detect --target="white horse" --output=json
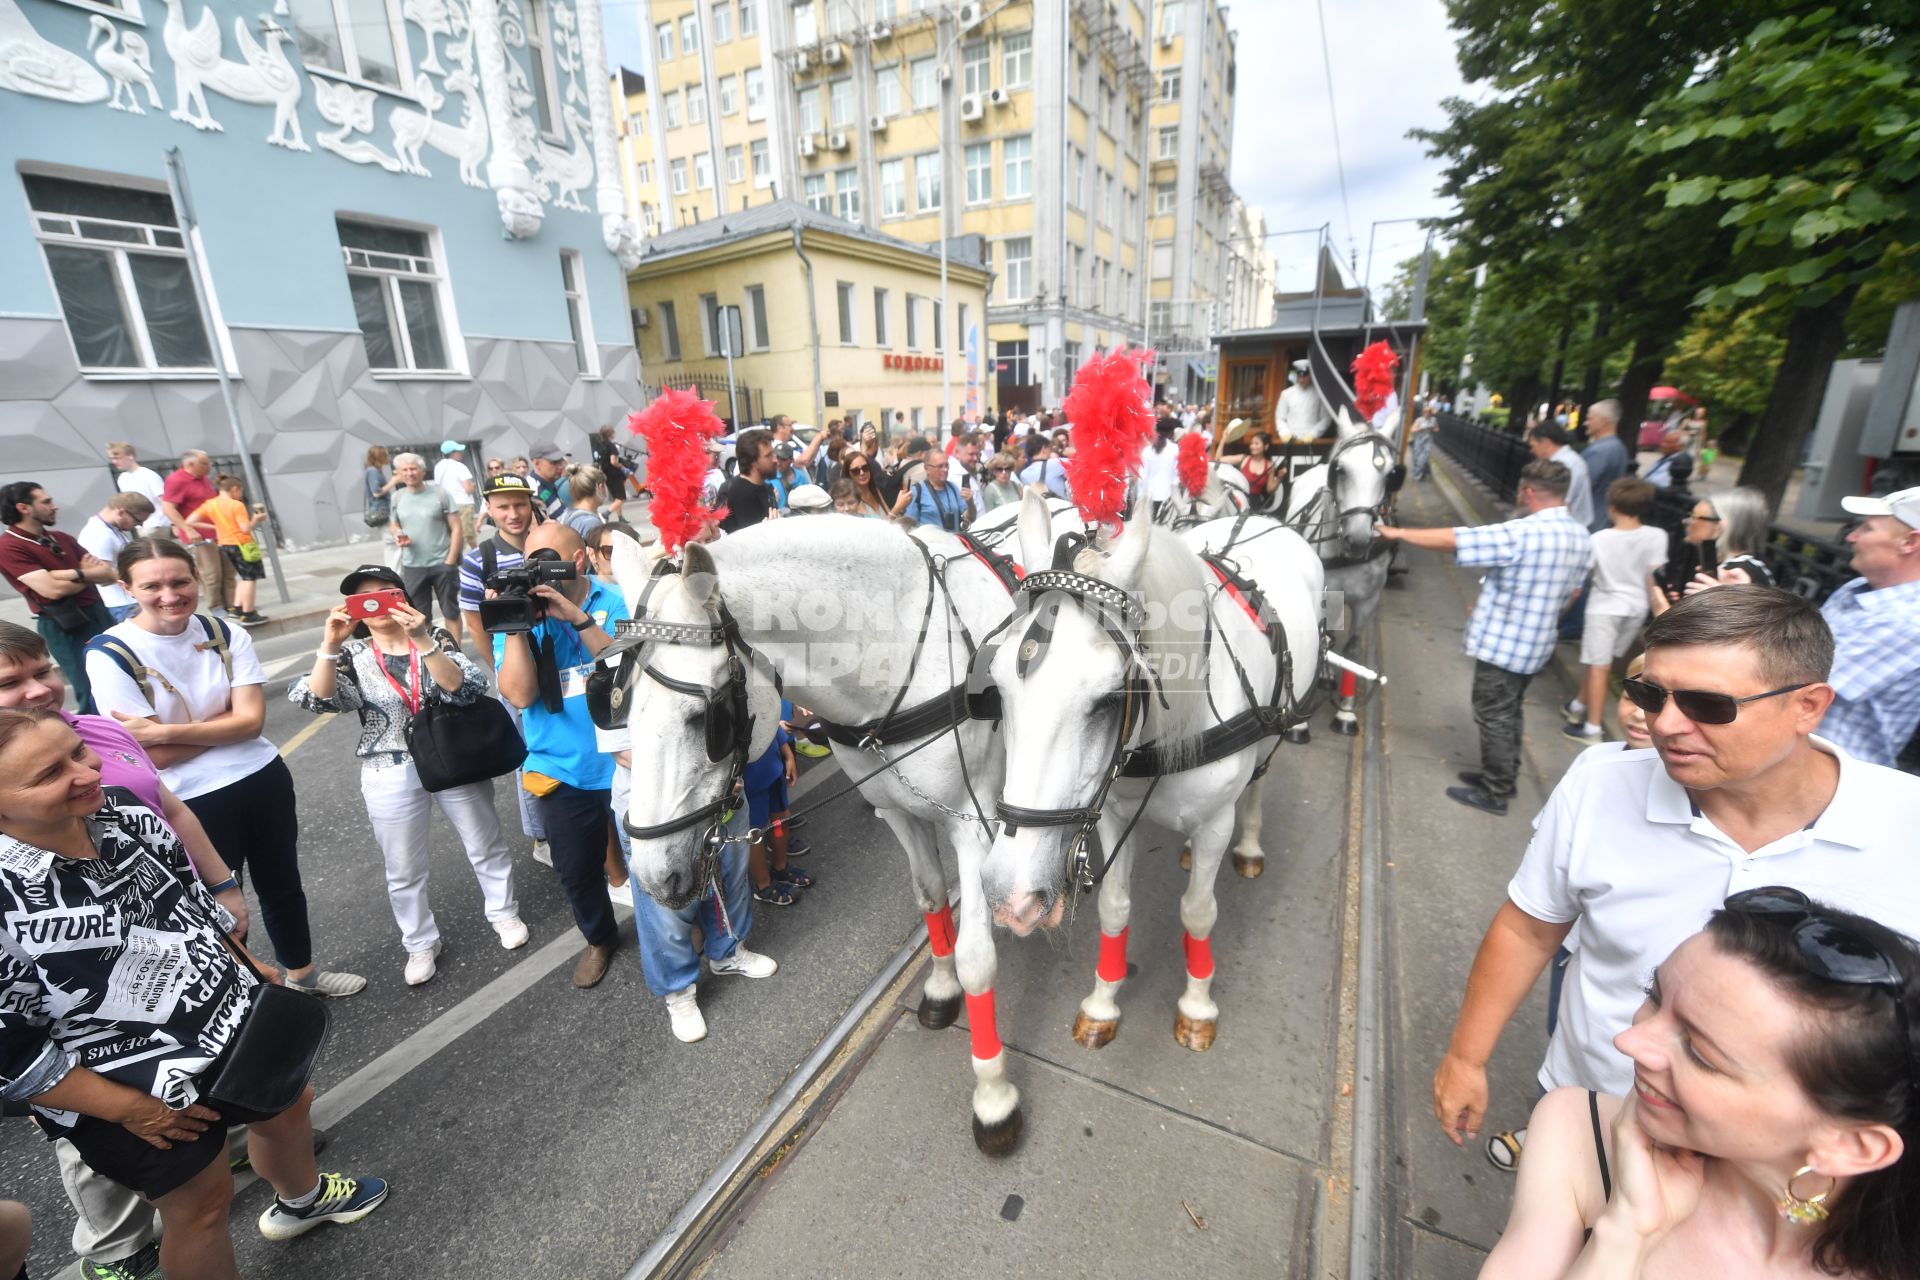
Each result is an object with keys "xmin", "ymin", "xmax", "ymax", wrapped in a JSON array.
[
  {"xmin": 982, "ymin": 492, "xmax": 1323, "ymax": 1052},
  {"xmin": 1157, "ymin": 462, "xmax": 1250, "ymax": 529},
  {"xmin": 607, "ymin": 518, "xmax": 1031, "ymax": 1154},
  {"xmin": 1281, "ymin": 411, "xmax": 1401, "ymax": 736}
]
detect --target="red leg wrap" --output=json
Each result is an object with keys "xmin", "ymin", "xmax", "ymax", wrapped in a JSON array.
[
  {"xmin": 1096, "ymin": 928, "xmax": 1130, "ymax": 984},
  {"xmin": 1339, "ymin": 670, "xmax": 1358, "ymax": 700},
  {"xmin": 966, "ymin": 990, "xmax": 1001, "ymax": 1060},
  {"xmin": 925, "ymin": 904, "xmax": 957, "ymax": 957},
  {"xmin": 770, "ymin": 817, "xmax": 785, "ymax": 839},
  {"xmin": 1183, "ymin": 932, "xmax": 1215, "ymax": 980}
]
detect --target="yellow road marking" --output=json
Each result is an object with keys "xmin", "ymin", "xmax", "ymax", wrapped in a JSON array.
[{"xmin": 278, "ymin": 712, "xmax": 337, "ymax": 759}]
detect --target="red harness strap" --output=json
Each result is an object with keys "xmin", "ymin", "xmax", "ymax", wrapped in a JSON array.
[
  {"xmin": 1205, "ymin": 561, "xmax": 1269, "ymax": 634},
  {"xmin": 956, "ymin": 531, "xmax": 1025, "ymax": 592}
]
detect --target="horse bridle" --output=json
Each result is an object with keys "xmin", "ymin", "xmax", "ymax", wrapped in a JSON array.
[
  {"xmin": 1292, "ymin": 430, "xmax": 1403, "ymax": 551},
  {"xmin": 969, "ymin": 531, "xmax": 1164, "ymax": 890}
]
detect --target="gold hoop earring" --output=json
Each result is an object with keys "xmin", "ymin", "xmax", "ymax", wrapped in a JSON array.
[{"xmin": 1777, "ymin": 1165, "xmax": 1836, "ymax": 1224}]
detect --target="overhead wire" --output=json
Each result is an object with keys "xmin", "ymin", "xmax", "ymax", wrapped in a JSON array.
[{"xmin": 1312, "ymin": 0, "xmax": 1358, "ymax": 271}]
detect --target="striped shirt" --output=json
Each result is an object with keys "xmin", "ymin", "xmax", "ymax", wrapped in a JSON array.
[
  {"xmin": 1454, "ymin": 507, "xmax": 1593, "ymax": 675},
  {"xmin": 1819, "ymin": 576, "xmax": 1920, "ymax": 767}
]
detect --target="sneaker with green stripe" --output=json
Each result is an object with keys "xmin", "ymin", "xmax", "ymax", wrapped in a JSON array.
[
  {"xmin": 83, "ymin": 1242, "xmax": 160, "ymax": 1280},
  {"xmin": 257, "ymin": 1172, "xmax": 389, "ymax": 1240}
]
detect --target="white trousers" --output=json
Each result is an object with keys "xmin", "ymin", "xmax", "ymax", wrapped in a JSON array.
[{"xmin": 360, "ymin": 761, "xmax": 518, "ymax": 953}]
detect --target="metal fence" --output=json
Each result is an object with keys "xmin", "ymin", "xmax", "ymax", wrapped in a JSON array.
[{"xmin": 1436, "ymin": 412, "xmax": 1532, "ymax": 502}]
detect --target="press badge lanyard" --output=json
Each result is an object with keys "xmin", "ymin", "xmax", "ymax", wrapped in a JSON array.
[{"xmin": 374, "ymin": 644, "xmax": 423, "ymax": 714}]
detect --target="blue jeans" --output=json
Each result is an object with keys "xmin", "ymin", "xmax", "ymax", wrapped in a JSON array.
[{"xmin": 628, "ymin": 805, "xmax": 756, "ymax": 997}]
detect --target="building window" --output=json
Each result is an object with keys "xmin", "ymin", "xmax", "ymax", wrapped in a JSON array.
[
  {"xmin": 1092, "ymin": 256, "xmax": 1105, "ymax": 311},
  {"xmin": 874, "ymin": 63, "xmax": 900, "ymax": 116},
  {"xmin": 694, "ymin": 152, "xmax": 713, "ymax": 190},
  {"xmin": 835, "ymin": 281, "xmax": 856, "ymax": 344},
  {"xmin": 873, "ymin": 286, "xmax": 889, "ymax": 346},
  {"xmin": 1149, "ymin": 299, "xmax": 1170, "ymax": 332},
  {"xmin": 640, "ymin": 203, "xmax": 657, "ymax": 234},
  {"xmin": 910, "ymin": 57, "xmax": 936, "ymax": 110},
  {"xmin": 1154, "ymin": 182, "xmax": 1176, "ymax": 214},
  {"xmin": 1152, "ymin": 239, "xmax": 1173, "ymax": 275},
  {"xmin": 521, "ymin": 0, "xmax": 564, "ymax": 135},
  {"xmin": 26, "ymin": 174, "xmax": 212, "ymax": 372},
  {"xmin": 904, "ymin": 294, "xmax": 918, "ymax": 349},
  {"xmin": 687, "ymin": 84, "xmax": 707, "ymax": 124},
  {"xmin": 1069, "ymin": 244, "xmax": 1082, "ymax": 304},
  {"xmin": 663, "ymin": 88, "xmax": 683, "ymax": 128},
  {"xmin": 1001, "ymin": 30, "xmax": 1032, "ymax": 88},
  {"xmin": 653, "ymin": 20, "xmax": 673, "ymax": 61},
  {"xmin": 834, "ymin": 168, "xmax": 860, "ymax": 223},
  {"xmin": 961, "ymin": 39, "xmax": 988, "ymax": 96},
  {"xmin": 698, "ymin": 292, "xmax": 720, "ymax": 355},
  {"xmin": 718, "ymin": 74, "xmax": 739, "ymax": 115},
  {"xmin": 957, "ymin": 302, "xmax": 969, "ymax": 350},
  {"xmin": 1003, "ymin": 134, "xmax": 1031, "ymax": 199},
  {"xmin": 745, "ymin": 66, "xmax": 766, "ymax": 117},
  {"xmin": 1100, "ymin": 170, "xmax": 1115, "ymax": 225},
  {"xmin": 289, "ymin": 0, "xmax": 408, "ymax": 91},
  {"xmin": 915, "ymin": 152, "xmax": 940, "ymax": 210},
  {"xmin": 337, "ymin": 218, "xmax": 453, "ymax": 373},
  {"xmin": 658, "ymin": 300, "xmax": 681, "ymax": 360},
  {"xmin": 712, "ymin": 0, "xmax": 733, "ymax": 43},
  {"xmin": 932, "ymin": 299, "xmax": 942, "ymax": 351},
  {"xmin": 1158, "ymin": 125, "xmax": 1178, "ymax": 160},
  {"xmin": 739, "ymin": 0, "xmax": 757, "ymax": 37},
  {"xmin": 1003, "ymin": 236, "xmax": 1031, "ymax": 301},
  {"xmin": 879, "ymin": 158, "xmax": 905, "ymax": 217},
  {"xmin": 1067, "ymin": 145, "xmax": 1085, "ymax": 209},
  {"xmin": 798, "ymin": 85, "xmax": 822, "ymax": 134},
  {"xmin": 828, "ymin": 76, "xmax": 853, "ymax": 128},
  {"xmin": 746, "ymin": 284, "xmax": 769, "ymax": 350},
  {"xmin": 1159, "ymin": 67, "xmax": 1181, "ymax": 101},
  {"xmin": 1096, "ymin": 77, "xmax": 1111, "ymax": 131},
  {"xmin": 996, "ymin": 339, "xmax": 1029, "ymax": 385},
  {"xmin": 1159, "ymin": 0, "xmax": 1183, "ymax": 39},
  {"xmin": 679, "ymin": 12, "xmax": 699, "ymax": 52},
  {"xmin": 751, "ymin": 138, "xmax": 771, "ymax": 184},
  {"xmin": 634, "ymin": 160, "xmax": 651, "ymax": 186},
  {"xmin": 789, "ymin": 0, "xmax": 815, "ymax": 46},
  {"xmin": 1125, "ymin": 188, "xmax": 1138, "ymax": 233},
  {"xmin": 725, "ymin": 145, "xmax": 745, "ymax": 183},
  {"xmin": 803, "ymin": 173, "xmax": 829, "ymax": 212},
  {"xmin": 671, "ymin": 157, "xmax": 689, "ymax": 194},
  {"xmin": 560, "ymin": 250, "xmax": 597, "ymax": 376},
  {"xmin": 964, "ymin": 142, "xmax": 991, "ymax": 204}
]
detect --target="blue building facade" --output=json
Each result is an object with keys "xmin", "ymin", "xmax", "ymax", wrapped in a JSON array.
[{"xmin": 0, "ymin": 0, "xmax": 644, "ymax": 543}]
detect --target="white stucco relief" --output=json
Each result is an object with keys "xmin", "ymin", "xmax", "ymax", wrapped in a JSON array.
[
  {"xmin": 158, "ymin": 0, "xmax": 308, "ymax": 150},
  {"xmin": 0, "ymin": 0, "xmax": 109, "ymax": 102},
  {"xmin": 567, "ymin": 0, "xmax": 640, "ymax": 268},
  {"xmin": 88, "ymin": 15, "xmax": 161, "ymax": 113},
  {"xmin": 392, "ymin": 64, "xmax": 489, "ymax": 185},
  {"xmin": 472, "ymin": 0, "xmax": 541, "ymax": 237}
]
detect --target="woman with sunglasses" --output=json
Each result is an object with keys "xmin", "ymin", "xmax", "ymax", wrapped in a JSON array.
[
  {"xmin": 980, "ymin": 451, "xmax": 1024, "ymax": 511},
  {"xmin": 1652, "ymin": 486, "xmax": 1776, "ymax": 615},
  {"xmin": 1483, "ymin": 893, "xmax": 1920, "ymax": 1279},
  {"xmin": 837, "ymin": 449, "xmax": 891, "ymax": 518}
]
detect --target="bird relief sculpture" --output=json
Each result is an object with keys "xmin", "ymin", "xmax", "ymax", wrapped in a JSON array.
[
  {"xmin": 391, "ymin": 66, "xmax": 489, "ymax": 185},
  {"xmin": 312, "ymin": 76, "xmax": 405, "ymax": 171},
  {"xmin": 159, "ymin": 0, "xmax": 308, "ymax": 149},
  {"xmin": 88, "ymin": 16, "xmax": 161, "ymax": 113},
  {"xmin": 528, "ymin": 0, "xmax": 591, "ymax": 209},
  {"xmin": 404, "ymin": 0, "xmax": 463, "ymax": 78},
  {"xmin": 0, "ymin": 0, "xmax": 109, "ymax": 103}
]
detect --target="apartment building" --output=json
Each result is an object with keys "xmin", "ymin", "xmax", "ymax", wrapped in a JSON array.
[{"xmin": 1224, "ymin": 196, "xmax": 1279, "ymax": 331}]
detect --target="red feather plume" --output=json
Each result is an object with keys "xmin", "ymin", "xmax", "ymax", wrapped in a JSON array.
[
  {"xmin": 626, "ymin": 387, "xmax": 725, "ymax": 554},
  {"xmin": 1062, "ymin": 348, "xmax": 1155, "ymax": 529},
  {"xmin": 1352, "ymin": 341, "xmax": 1401, "ymax": 421},
  {"xmin": 1177, "ymin": 431, "xmax": 1211, "ymax": 497}
]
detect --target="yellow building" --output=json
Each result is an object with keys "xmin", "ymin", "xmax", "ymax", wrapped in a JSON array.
[{"xmin": 626, "ymin": 199, "xmax": 991, "ymax": 438}]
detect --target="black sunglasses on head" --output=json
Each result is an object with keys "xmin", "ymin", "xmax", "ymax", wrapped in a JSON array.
[
  {"xmin": 1623, "ymin": 677, "xmax": 1807, "ymax": 725},
  {"xmin": 1725, "ymin": 886, "xmax": 1919, "ymax": 1088}
]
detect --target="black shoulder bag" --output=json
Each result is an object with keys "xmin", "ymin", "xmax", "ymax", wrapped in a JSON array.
[{"xmin": 404, "ymin": 639, "xmax": 528, "ymax": 793}]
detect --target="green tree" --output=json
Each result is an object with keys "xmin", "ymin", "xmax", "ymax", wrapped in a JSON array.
[
  {"xmin": 1661, "ymin": 302, "xmax": 1790, "ymax": 451},
  {"xmin": 1637, "ymin": 6, "xmax": 1920, "ymax": 507}
]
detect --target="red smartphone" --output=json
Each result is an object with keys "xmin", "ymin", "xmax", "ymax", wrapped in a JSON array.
[{"xmin": 345, "ymin": 589, "xmax": 407, "ymax": 619}]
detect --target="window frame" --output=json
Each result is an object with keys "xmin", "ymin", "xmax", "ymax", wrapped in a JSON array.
[
  {"xmin": 658, "ymin": 300, "xmax": 681, "ymax": 360},
  {"xmin": 289, "ymin": 0, "xmax": 414, "ymax": 95},
  {"xmin": 879, "ymin": 157, "xmax": 906, "ymax": 218},
  {"xmin": 828, "ymin": 75, "xmax": 854, "ymax": 129},
  {"xmin": 1002, "ymin": 236, "xmax": 1032, "ymax": 301},
  {"xmin": 798, "ymin": 84, "xmax": 823, "ymax": 134},
  {"xmin": 711, "ymin": 0, "xmax": 733, "ymax": 43},
  {"xmin": 654, "ymin": 20, "xmax": 673, "ymax": 61},
  {"xmin": 522, "ymin": 0, "xmax": 565, "ymax": 140},
  {"xmin": 686, "ymin": 83, "xmax": 707, "ymax": 125},
  {"xmin": 961, "ymin": 38, "xmax": 989, "ymax": 96},
  {"xmin": 834, "ymin": 167, "xmax": 861, "ymax": 223},
  {"xmin": 725, "ymin": 144, "xmax": 745, "ymax": 184},
  {"xmin": 663, "ymin": 88, "xmax": 683, "ymax": 129},
  {"xmin": 904, "ymin": 293, "xmax": 919, "ymax": 350},
  {"xmin": 751, "ymin": 138, "xmax": 772, "ymax": 186},
  {"xmin": 1003, "ymin": 134, "xmax": 1032, "ymax": 199},
  {"xmin": 914, "ymin": 151, "xmax": 941, "ymax": 211},
  {"xmin": 746, "ymin": 284, "xmax": 770, "ymax": 351},
  {"xmin": 873, "ymin": 286, "xmax": 890, "ymax": 346},
  {"xmin": 963, "ymin": 141, "xmax": 992, "ymax": 205},
  {"xmin": 738, "ymin": 0, "xmax": 757, "ymax": 37},
  {"xmin": 874, "ymin": 62, "xmax": 901, "ymax": 117},
  {"xmin": 803, "ymin": 173, "xmax": 830, "ymax": 213},
  {"xmin": 678, "ymin": 12, "xmax": 699, "ymax": 54},
  {"xmin": 694, "ymin": 151, "xmax": 714, "ymax": 191},
  {"xmin": 836, "ymin": 281, "xmax": 857, "ymax": 345},
  {"xmin": 1001, "ymin": 30, "xmax": 1031, "ymax": 88},
  {"xmin": 1159, "ymin": 67, "xmax": 1181, "ymax": 101},
  {"xmin": 718, "ymin": 73, "xmax": 739, "ymax": 115},
  {"xmin": 337, "ymin": 215, "xmax": 464, "ymax": 377},
  {"xmin": 909, "ymin": 56, "xmax": 936, "ymax": 110},
  {"xmin": 745, "ymin": 66, "xmax": 767, "ymax": 120},
  {"xmin": 560, "ymin": 249, "xmax": 599, "ymax": 378}
]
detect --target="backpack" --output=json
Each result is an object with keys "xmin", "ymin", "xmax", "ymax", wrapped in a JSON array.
[{"xmin": 85, "ymin": 615, "xmax": 233, "ymax": 707}]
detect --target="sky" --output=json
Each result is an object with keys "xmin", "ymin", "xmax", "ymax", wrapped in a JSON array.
[{"xmin": 1226, "ymin": 0, "xmax": 1470, "ymax": 296}]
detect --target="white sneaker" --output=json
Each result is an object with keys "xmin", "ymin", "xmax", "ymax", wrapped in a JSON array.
[
  {"xmin": 530, "ymin": 840, "xmax": 552, "ymax": 867},
  {"xmin": 709, "ymin": 946, "xmax": 777, "ymax": 978},
  {"xmin": 607, "ymin": 880, "xmax": 634, "ymax": 909},
  {"xmin": 1561, "ymin": 698, "xmax": 1587, "ymax": 726},
  {"xmin": 492, "ymin": 915, "xmax": 529, "ymax": 950},
  {"xmin": 664, "ymin": 985, "xmax": 707, "ymax": 1043},
  {"xmin": 404, "ymin": 941, "xmax": 441, "ymax": 986}
]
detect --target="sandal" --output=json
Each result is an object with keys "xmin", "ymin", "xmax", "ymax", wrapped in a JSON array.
[
  {"xmin": 1485, "ymin": 1127, "xmax": 1526, "ymax": 1173},
  {"xmin": 773, "ymin": 861, "xmax": 814, "ymax": 889},
  {"xmin": 752, "ymin": 882, "xmax": 798, "ymax": 907}
]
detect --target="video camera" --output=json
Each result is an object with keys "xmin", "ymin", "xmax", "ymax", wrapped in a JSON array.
[{"xmin": 481, "ymin": 547, "xmax": 577, "ymax": 634}]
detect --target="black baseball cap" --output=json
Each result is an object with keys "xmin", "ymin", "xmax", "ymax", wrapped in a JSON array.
[
  {"xmin": 338, "ymin": 564, "xmax": 405, "ymax": 594},
  {"xmin": 482, "ymin": 473, "xmax": 537, "ymax": 498}
]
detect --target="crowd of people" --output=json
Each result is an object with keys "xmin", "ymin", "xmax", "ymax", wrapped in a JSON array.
[{"xmin": 1, "ymin": 396, "xmax": 1917, "ymax": 1279}]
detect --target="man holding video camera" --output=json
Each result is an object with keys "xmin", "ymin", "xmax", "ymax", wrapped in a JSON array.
[{"xmin": 491, "ymin": 522, "xmax": 631, "ymax": 987}]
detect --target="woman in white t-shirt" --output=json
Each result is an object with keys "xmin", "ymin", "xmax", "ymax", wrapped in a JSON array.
[{"xmin": 83, "ymin": 538, "xmax": 365, "ymax": 997}]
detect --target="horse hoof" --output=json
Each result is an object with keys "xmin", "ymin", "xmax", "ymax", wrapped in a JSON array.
[
  {"xmin": 1232, "ymin": 854, "xmax": 1263, "ymax": 879},
  {"xmin": 1174, "ymin": 1012, "xmax": 1218, "ymax": 1053},
  {"xmin": 972, "ymin": 1106, "xmax": 1025, "ymax": 1157},
  {"xmin": 1178, "ymin": 845, "xmax": 1192, "ymax": 871},
  {"xmin": 917, "ymin": 992, "xmax": 961, "ymax": 1030},
  {"xmin": 1331, "ymin": 715, "xmax": 1360, "ymax": 737},
  {"xmin": 1284, "ymin": 727, "xmax": 1311, "ymax": 746},
  {"xmin": 1072, "ymin": 1011, "xmax": 1119, "ymax": 1049}
]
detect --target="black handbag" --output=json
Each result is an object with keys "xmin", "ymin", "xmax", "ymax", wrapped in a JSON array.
[
  {"xmin": 406, "ymin": 695, "xmax": 527, "ymax": 793},
  {"xmin": 202, "ymin": 965, "xmax": 331, "ymax": 1123}
]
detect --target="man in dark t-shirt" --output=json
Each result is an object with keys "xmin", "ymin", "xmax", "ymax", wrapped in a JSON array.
[
  {"xmin": 720, "ymin": 428, "xmax": 777, "ymax": 533},
  {"xmin": 0, "ymin": 481, "xmax": 117, "ymax": 710}
]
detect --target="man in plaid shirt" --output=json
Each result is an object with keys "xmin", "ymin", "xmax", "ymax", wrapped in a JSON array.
[
  {"xmin": 1380, "ymin": 459, "xmax": 1593, "ymax": 814},
  {"xmin": 1821, "ymin": 487, "xmax": 1920, "ymax": 766}
]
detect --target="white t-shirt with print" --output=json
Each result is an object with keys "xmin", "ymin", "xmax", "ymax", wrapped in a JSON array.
[
  {"xmin": 1587, "ymin": 525, "xmax": 1669, "ymax": 618},
  {"xmin": 84, "ymin": 618, "xmax": 279, "ymax": 800},
  {"xmin": 434, "ymin": 457, "xmax": 476, "ymax": 510}
]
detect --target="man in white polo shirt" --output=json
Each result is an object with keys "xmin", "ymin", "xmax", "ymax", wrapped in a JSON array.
[{"xmin": 1430, "ymin": 585, "xmax": 1920, "ymax": 1153}]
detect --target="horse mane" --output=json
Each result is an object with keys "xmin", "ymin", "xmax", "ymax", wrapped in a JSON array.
[{"xmin": 1075, "ymin": 525, "xmax": 1220, "ymax": 773}]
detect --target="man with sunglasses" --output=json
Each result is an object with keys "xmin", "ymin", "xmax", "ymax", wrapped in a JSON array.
[
  {"xmin": 1818, "ymin": 486, "xmax": 1920, "ymax": 767},
  {"xmin": 1432, "ymin": 585, "xmax": 1920, "ymax": 1159},
  {"xmin": 1378, "ymin": 459, "xmax": 1593, "ymax": 815}
]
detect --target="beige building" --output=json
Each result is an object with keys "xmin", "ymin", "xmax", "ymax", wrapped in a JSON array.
[
  {"xmin": 1224, "ymin": 195, "xmax": 1278, "ymax": 331},
  {"xmin": 614, "ymin": 0, "xmax": 1245, "ymax": 413},
  {"xmin": 626, "ymin": 199, "xmax": 991, "ymax": 436}
]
